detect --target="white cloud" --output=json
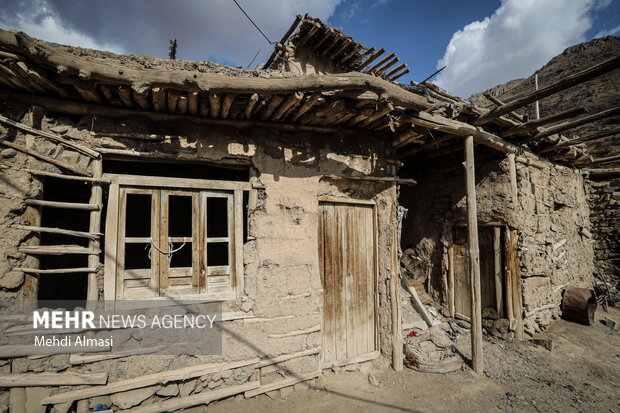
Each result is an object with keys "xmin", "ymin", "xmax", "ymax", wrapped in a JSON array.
[
  {"xmin": 0, "ymin": 0, "xmax": 343, "ymax": 67},
  {"xmin": 594, "ymin": 24, "xmax": 620, "ymax": 38},
  {"xmin": 434, "ymin": 0, "xmax": 611, "ymax": 98},
  {"xmin": 12, "ymin": 15, "xmax": 124, "ymax": 53}
]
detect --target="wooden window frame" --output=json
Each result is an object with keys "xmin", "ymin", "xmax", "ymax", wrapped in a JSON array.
[{"xmin": 103, "ymin": 174, "xmax": 249, "ymax": 302}]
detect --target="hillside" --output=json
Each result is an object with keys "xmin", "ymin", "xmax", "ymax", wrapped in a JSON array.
[{"xmin": 470, "ymin": 36, "xmax": 620, "ymax": 161}]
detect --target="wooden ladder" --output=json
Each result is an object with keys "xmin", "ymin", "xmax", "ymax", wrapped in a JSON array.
[{"xmin": 1, "ymin": 114, "xmax": 106, "ymax": 302}]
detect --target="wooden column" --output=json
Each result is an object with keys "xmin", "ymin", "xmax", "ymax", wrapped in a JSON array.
[
  {"xmin": 390, "ymin": 200, "xmax": 403, "ymax": 371},
  {"xmin": 463, "ymin": 135, "xmax": 483, "ymax": 374},
  {"xmin": 87, "ymin": 157, "xmax": 103, "ymax": 307},
  {"xmin": 507, "ymin": 153, "xmax": 518, "ymax": 207}
]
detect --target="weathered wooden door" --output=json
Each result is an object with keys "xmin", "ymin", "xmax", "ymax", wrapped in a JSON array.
[
  {"xmin": 452, "ymin": 226, "xmax": 503, "ymax": 319},
  {"xmin": 319, "ymin": 201, "xmax": 376, "ymax": 365}
]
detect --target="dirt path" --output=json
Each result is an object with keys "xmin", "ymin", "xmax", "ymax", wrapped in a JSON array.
[{"xmin": 200, "ymin": 307, "xmax": 620, "ymax": 413}]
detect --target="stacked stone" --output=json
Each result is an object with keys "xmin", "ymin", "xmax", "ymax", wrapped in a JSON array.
[{"xmin": 586, "ymin": 178, "xmax": 620, "ymax": 279}]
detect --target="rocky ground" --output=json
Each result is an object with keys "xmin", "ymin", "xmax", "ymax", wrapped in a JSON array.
[{"xmin": 197, "ymin": 306, "xmax": 619, "ymax": 413}]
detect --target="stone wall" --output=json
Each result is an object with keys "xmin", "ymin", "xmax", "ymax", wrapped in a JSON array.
[
  {"xmin": 586, "ymin": 178, "xmax": 620, "ymax": 280},
  {"xmin": 399, "ymin": 153, "xmax": 595, "ymax": 337},
  {"xmin": 0, "ymin": 101, "xmax": 399, "ymax": 411}
]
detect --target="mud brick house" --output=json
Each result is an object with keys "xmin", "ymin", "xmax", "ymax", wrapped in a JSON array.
[{"xmin": 0, "ymin": 14, "xmax": 617, "ymax": 412}]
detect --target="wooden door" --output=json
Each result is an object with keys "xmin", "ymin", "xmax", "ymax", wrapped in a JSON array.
[
  {"xmin": 452, "ymin": 226, "xmax": 503, "ymax": 318},
  {"xmin": 319, "ymin": 201, "xmax": 376, "ymax": 365}
]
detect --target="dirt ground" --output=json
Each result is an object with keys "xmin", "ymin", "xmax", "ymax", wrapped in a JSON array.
[{"xmin": 201, "ymin": 307, "xmax": 619, "ymax": 413}]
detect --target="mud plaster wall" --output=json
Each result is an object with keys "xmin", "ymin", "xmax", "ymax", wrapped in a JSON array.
[
  {"xmin": 0, "ymin": 102, "xmax": 398, "ymax": 409},
  {"xmin": 399, "ymin": 155, "xmax": 594, "ymax": 336},
  {"xmin": 275, "ymin": 45, "xmax": 345, "ymax": 76},
  {"xmin": 586, "ymin": 178, "xmax": 620, "ymax": 278}
]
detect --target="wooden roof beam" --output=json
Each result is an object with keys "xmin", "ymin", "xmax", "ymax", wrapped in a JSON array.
[
  {"xmin": 539, "ymin": 128, "xmax": 620, "ymax": 153},
  {"xmin": 356, "ymin": 48, "xmax": 385, "ymax": 71},
  {"xmin": 524, "ymin": 106, "xmax": 620, "ymax": 144},
  {"xmin": 384, "ymin": 63, "xmax": 407, "ymax": 80},
  {"xmin": 264, "ymin": 14, "xmax": 302, "ymax": 68},
  {"xmin": 388, "ymin": 68, "xmax": 410, "ymax": 82},
  {"xmin": 295, "ymin": 22, "xmax": 321, "ymax": 48},
  {"xmin": 365, "ymin": 52, "xmax": 396, "ymax": 73},
  {"xmin": 482, "ymin": 92, "xmax": 526, "ymax": 122},
  {"xmin": 499, "ymin": 107, "xmax": 587, "ymax": 137},
  {"xmin": 474, "ymin": 55, "xmax": 620, "ymax": 125},
  {"xmin": 348, "ymin": 47, "xmax": 375, "ymax": 68}
]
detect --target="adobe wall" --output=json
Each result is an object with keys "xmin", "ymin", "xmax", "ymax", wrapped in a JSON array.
[
  {"xmin": 399, "ymin": 153, "xmax": 595, "ymax": 337},
  {"xmin": 0, "ymin": 101, "xmax": 399, "ymax": 410},
  {"xmin": 586, "ymin": 178, "xmax": 620, "ymax": 280}
]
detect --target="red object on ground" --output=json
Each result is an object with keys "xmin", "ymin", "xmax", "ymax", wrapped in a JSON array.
[{"xmin": 408, "ymin": 331, "xmax": 417, "ymax": 337}]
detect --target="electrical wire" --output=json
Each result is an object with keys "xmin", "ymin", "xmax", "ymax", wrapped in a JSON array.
[{"xmin": 232, "ymin": 0, "xmax": 275, "ymax": 45}]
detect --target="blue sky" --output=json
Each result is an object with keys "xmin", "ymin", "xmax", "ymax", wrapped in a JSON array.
[
  {"xmin": 1, "ymin": 0, "xmax": 618, "ymax": 97},
  {"xmin": 326, "ymin": 0, "xmax": 503, "ymax": 83}
]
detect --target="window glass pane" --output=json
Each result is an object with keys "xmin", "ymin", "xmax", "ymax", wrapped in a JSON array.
[
  {"xmin": 207, "ymin": 242, "xmax": 229, "ymax": 266},
  {"xmin": 207, "ymin": 197, "xmax": 228, "ymax": 238},
  {"xmin": 169, "ymin": 195, "xmax": 193, "ymax": 237},
  {"xmin": 125, "ymin": 243, "xmax": 151, "ymax": 269},
  {"xmin": 125, "ymin": 194, "xmax": 151, "ymax": 237},
  {"xmin": 169, "ymin": 242, "xmax": 192, "ymax": 268}
]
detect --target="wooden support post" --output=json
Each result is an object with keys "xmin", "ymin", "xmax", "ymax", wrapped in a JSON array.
[
  {"xmin": 87, "ymin": 158, "xmax": 103, "ymax": 307},
  {"xmin": 463, "ymin": 135, "xmax": 483, "ymax": 374},
  {"xmin": 507, "ymin": 153, "xmax": 518, "ymax": 207},
  {"xmin": 390, "ymin": 202, "xmax": 403, "ymax": 371},
  {"xmin": 448, "ymin": 245, "xmax": 455, "ymax": 318},
  {"xmin": 493, "ymin": 227, "xmax": 503, "ymax": 318}
]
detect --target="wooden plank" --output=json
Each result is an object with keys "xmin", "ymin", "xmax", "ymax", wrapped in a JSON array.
[
  {"xmin": 0, "ymin": 140, "xmax": 91, "ymax": 176},
  {"xmin": 356, "ymin": 206, "xmax": 368, "ymax": 356},
  {"xmin": 390, "ymin": 203, "xmax": 403, "ymax": 371},
  {"xmin": 493, "ymin": 227, "xmax": 504, "ymax": 318},
  {"xmin": 233, "ymin": 189, "xmax": 244, "ymax": 299},
  {"xmin": 0, "ymin": 114, "xmax": 100, "ymax": 158},
  {"xmin": 41, "ymin": 358, "xmax": 261, "ymax": 405},
  {"xmin": 0, "ymin": 372, "xmax": 108, "ymax": 387},
  {"xmin": 19, "ymin": 245, "xmax": 100, "ymax": 255},
  {"xmin": 344, "ymin": 206, "xmax": 356, "ymax": 359},
  {"xmin": 15, "ymin": 224, "xmax": 100, "ymax": 240},
  {"xmin": 256, "ymin": 347, "xmax": 321, "ymax": 368},
  {"xmin": 69, "ymin": 345, "xmax": 167, "ymax": 365},
  {"xmin": 334, "ymin": 204, "xmax": 347, "ymax": 361},
  {"xmin": 321, "ymin": 203, "xmax": 336, "ymax": 363},
  {"xmin": 367, "ymin": 206, "xmax": 377, "ymax": 351},
  {"xmin": 268, "ymin": 324, "xmax": 320, "ymax": 338},
  {"xmin": 504, "ymin": 227, "xmax": 515, "ymax": 331},
  {"xmin": 107, "ymin": 173, "xmax": 251, "ymax": 191},
  {"xmin": 244, "ymin": 371, "xmax": 320, "ymax": 398},
  {"xmin": 25, "ymin": 199, "xmax": 99, "ymax": 210},
  {"xmin": 26, "ymin": 168, "xmax": 110, "ymax": 183},
  {"xmin": 510, "ymin": 229, "xmax": 524, "ymax": 340},
  {"xmin": 464, "ymin": 135, "xmax": 483, "ymax": 374},
  {"xmin": 132, "ymin": 380, "xmax": 259, "ymax": 413},
  {"xmin": 87, "ymin": 157, "xmax": 103, "ymax": 306},
  {"xmin": 103, "ymin": 183, "xmax": 120, "ymax": 301},
  {"xmin": 191, "ymin": 192, "xmax": 200, "ymax": 294},
  {"xmin": 507, "ymin": 154, "xmax": 518, "ymax": 206},
  {"xmin": 0, "ymin": 345, "xmax": 110, "ymax": 359},
  {"xmin": 448, "ymin": 245, "xmax": 455, "ymax": 317},
  {"xmin": 317, "ymin": 196, "xmax": 375, "ymax": 206},
  {"xmin": 18, "ymin": 267, "xmax": 97, "ymax": 274},
  {"xmin": 320, "ymin": 350, "xmax": 379, "ymax": 369}
]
